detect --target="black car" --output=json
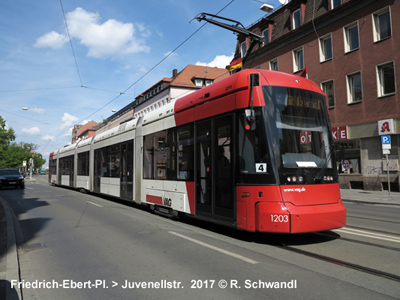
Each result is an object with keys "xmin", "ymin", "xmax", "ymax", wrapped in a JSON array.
[{"xmin": 0, "ymin": 169, "xmax": 25, "ymax": 189}]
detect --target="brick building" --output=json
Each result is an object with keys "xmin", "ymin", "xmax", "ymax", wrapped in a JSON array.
[
  {"xmin": 71, "ymin": 121, "xmax": 98, "ymax": 144},
  {"xmin": 229, "ymin": 0, "xmax": 399, "ymax": 191}
]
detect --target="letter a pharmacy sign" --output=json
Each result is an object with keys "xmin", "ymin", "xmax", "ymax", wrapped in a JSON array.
[{"xmin": 378, "ymin": 119, "xmax": 394, "ymax": 135}]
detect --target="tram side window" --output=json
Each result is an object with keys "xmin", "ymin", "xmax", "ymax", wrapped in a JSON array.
[
  {"xmin": 177, "ymin": 125, "xmax": 194, "ymax": 181},
  {"xmin": 154, "ymin": 129, "xmax": 177, "ymax": 180},
  {"xmin": 59, "ymin": 155, "xmax": 73, "ymax": 175},
  {"xmin": 143, "ymin": 135, "xmax": 154, "ymax": 179},
  {"xmin": 165, "ymin": 129, "xmax": 177, "ymax": 180},
  {"xmin": 93, "ymin": 145, "xmax": 121, "ymax": 179},
  {"xmin": 49, "ymin": 159, "xmax": 57, "ymax": 175},
  {"xmin": 59, "ymin": 158, "xmax": 64, "ymax": 175},
  {"xmin": 143, "ymin": 126, "xmax": 193, "ymax": 181},
  {"xmin": 99, "ymin": 147, "xmax": 109, "ymax": 177},
  {"xmin": 77, "ymin": 152, "xmax": 89, "ymax": 176},
  {"xmin": 109, "ymin": 145, "xmax": 120, "ymax": 178},
  {"xmin": 237, "ymin": 108, "xmax": 275, "ymax": 184}
]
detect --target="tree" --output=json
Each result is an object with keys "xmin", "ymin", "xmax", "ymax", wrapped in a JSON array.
[
  {"xmin": 33, "ymin": 153, "xmax": 46, "ymax": 171},
  {"xmin": 0, "ymin": 116, "xmax": 46, "ymax": 169},
  {"xmin": 0, "ymin": 142, "xmax": 46, "ymax": 169},
  {"xmin": 0, "ymin": 116, "xmax": 16, "ymax": 168}
]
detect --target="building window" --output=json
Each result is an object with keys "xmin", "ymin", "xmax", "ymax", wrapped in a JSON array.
[
  {"xmin": 195, "ymin": 79, "xmax": 203, "ymax": 87},
  {"xmin": 344, "ymin": 22, "xmax": 359, "ymax": 53},
  {"xmin": 241, "ymin": 41, "xmax": 247, "ymax": 58},
  {"xmin": 373, "ymin": 7, "xmax": 392, "ymax": 42},
  {"xmin": 336, "ymin": 140, "xmax": 361, "ymax": 175},
  {"xmin": 319, "ymin": 34, "xmax": 332, "ymax": 62},
  {"xmin": 262, "ymin": 28, "xmax": 269, "ymax": 45},
  {"xmin": 331, "ymin": 0, "xmax": 342, "ymax": 9},
  {"xmin": 205, "ymin": 80, "xmax": 213, "ymax": 86},
  {"xmin": 347, "ymin": 71, "xmax": 362, "ymax": 103},
  {"xmin": 377, "ymin": 61, "xmax": 395, "ymax": 97},
  {"xmin": 321, "ymin": 80, "xmax": 335, "ymax": 108},
  {"xmin": 270, "ymin": 58, "xmax": 278, "ymax": 71},
  {"xmin": 293, "ymin": 47, "xmax": 304, "ymax": 73},
  {"xmin": 292, "ymin": 9, "xmax": 301, "ymax": 30}
]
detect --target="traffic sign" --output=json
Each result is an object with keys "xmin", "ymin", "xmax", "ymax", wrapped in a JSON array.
[{"xmin": 381, "ymin": 135, "xmax": 391, "ymax": 149}]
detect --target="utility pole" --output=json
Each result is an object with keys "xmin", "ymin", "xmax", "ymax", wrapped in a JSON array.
[{"xmin": 29, "ymin": 157, "xmax": 34, "ymax": 181}]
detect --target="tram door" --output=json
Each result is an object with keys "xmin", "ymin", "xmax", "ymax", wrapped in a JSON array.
[
  {"xmin": 195, "ymin": 115, "xmax": 235, "ymax": 221},
  {"xmin": 120, "ymin": 141, "xmax": 133, "ymax": 200}
]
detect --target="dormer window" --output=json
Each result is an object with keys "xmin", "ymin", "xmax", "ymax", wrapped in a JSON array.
[
  {"xmin": 240, "ymin": 41, "xmax": 247, "ymax": 58},
  {"xmin": 331, "ymin": 0, "xmax": 342, "ymax": 9},
  {"xmin": 262, "ymin": 28, "xmax": 270, "ymax": 45},
  {"xmin": 292, "ymin": 8, "xmax": 301, "ymax": 29},
  {"xmin": 195, "ymin": 79, "xmax": 203, "ymax": 87}
]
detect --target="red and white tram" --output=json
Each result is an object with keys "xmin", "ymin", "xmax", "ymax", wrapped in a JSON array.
[{"xmin": 49, "ymin": 69, "xmax": 346, "ymax": 233}]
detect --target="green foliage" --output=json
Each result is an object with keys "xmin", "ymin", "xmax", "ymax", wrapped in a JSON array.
[
  {"xmin": 0, "ymin": 115, "xmax": 16, "ymax": 167},
  {"xmin": 32, "ymin": 153, "xmax": 46, "ymax": 170},
  {"xmin": 0, "ymin": 116, "xmax": 47, "ymax": 169}
]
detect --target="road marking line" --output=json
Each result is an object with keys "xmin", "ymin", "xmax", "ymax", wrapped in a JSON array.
[
  {"xmin": 169, "ymin": 231, "xmax": 258, "ymax": 264},
  {"xmin": 335, "ymin": 227, "xmax": 400, "ymax": 243},
  {"xmin": 87, "ymin": 201, "xmax": 103, "ymax": 207}
]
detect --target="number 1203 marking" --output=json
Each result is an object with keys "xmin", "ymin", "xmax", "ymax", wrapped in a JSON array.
[{"xmin": 271, "ymin": 215, "xmax": 289, "ymax": 222}]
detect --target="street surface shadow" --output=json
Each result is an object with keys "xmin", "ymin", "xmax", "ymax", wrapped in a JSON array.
[
  {"xmin": 176, "ymin": 216, "xmax": 341, "ymax": 246},
  {"xmin": 0, "ymin": 279, "xmax": 19, "ymax": 300},
  {"xmin": 0, "ymin": 188, "xmax": 51, "ymax": 262},
  {"xmin": 57, "ymin": 186, "xmax": 341, "ymax": 247}
]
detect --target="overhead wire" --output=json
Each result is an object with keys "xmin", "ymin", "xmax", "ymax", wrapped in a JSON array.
[
  {"xmin": 48, "ymin": 0, "xmax": 237, "ymax": 146},
  {"xmin": 59, "ymin": 0, "xmax": 83, "ymax": 87},
  {"xmin": 13, "ymin": 0, "xmax": 237, "ymax": 154}
]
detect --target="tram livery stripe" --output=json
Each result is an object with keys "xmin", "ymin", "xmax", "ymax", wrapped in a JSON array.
[{"xmin": 146, "ymin": 195, "xmax": 163, "ymax": 205}]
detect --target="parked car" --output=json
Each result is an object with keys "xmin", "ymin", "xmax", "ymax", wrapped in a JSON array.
[{"xmin": 0, "ymin": 169, "xmax": 25, "ymax": 189}]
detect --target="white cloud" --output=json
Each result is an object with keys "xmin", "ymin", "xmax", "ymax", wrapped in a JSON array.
[
  {"xmin": 136, "ymin": 23, "xmax": 151, "ymax": 37},
  {"xmin": 34, "ymin": 31, "xmax": 69, "ymax": 49},
  {"xmin": 31, "ymin": 107, "xmax": 46, "ymax": 114},
  {"xmin": 81, "ymin": 119, "xmax": 91, "ymax": 125},
  {"xmin": 41, "ymin": 135, "xmax": 55, "ymax": 141},
  {"xmin": 35, "ymin": 7, "xmax": 151, "ymax": 58},
  {"xmin": 60, "ymin": 112, "xmax": 79, "ymax": 129},
  {"xmin": 22, "ymin": 127, "xmax": 40, "ymax": 135},
  {"xmin": 195, "ymin": 54, "xmax": 234, "ymax": 69}
]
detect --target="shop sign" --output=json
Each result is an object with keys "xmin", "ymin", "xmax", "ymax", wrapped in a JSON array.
[
  {"xmin": 378, "ymin": 119, "xmax": 394, "ymax": 135},
  {"xmin": 332, "ymin": 126, "xmax": 347, "ymax": 140}
]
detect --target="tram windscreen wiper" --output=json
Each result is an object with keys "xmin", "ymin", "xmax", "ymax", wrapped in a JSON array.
[{"xmin": 314, "ymin": 144, "xmax": 335, "ymax": 182}]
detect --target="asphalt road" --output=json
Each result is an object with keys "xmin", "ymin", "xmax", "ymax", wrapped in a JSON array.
[{"xmin": 1, "ymin": 178, "xmax": 399, "ymax": 299}]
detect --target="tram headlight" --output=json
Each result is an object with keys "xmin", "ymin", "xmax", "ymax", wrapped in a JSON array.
[{"xmin": 286, "ymin": 175, "xmax": 304, "ymax": 183}]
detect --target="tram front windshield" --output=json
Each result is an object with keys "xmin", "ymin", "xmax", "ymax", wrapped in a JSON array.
[{"xmin": 237, "ymin": 86, "xmax": 336, "ymax": 185}]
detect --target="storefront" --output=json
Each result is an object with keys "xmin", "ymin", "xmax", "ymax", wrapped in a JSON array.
[{"xmin": 335, "ymin": 118, "xmax": 400, "ymax": 191}]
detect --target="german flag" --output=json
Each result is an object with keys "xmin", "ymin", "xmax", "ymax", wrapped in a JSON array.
[{"xmin": 227, "ymin": 57, "xmax": 242, "ymax": 72}]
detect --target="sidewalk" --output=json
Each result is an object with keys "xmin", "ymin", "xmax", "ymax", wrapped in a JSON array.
[
  {"xmin": 0, "ymin": 186, "xmax": 399, "ymax": 299},
  {"xmin": 340, "ymin": 188, "xmax": 400, "ymax": 205},
  {"xmin": 0, "ymin": 196, "xmax": 20, "ymax": 300}
]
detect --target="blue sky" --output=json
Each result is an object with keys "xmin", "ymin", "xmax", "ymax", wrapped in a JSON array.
[{"xmin": 0, "ymin": 0, "xmax": 282, "ymax": 166}]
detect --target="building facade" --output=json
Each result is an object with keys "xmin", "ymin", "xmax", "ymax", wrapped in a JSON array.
[
  {"xmin": 72, "ymin": 121, "xmax": 98, "ymax": 144},
  {"xmin": 97, "ymin": 65, "xmax": 229, "ymax": 134},
  {"xmin": 230, "ymin": 0, "xmax": 399, "ymax": 190}
]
